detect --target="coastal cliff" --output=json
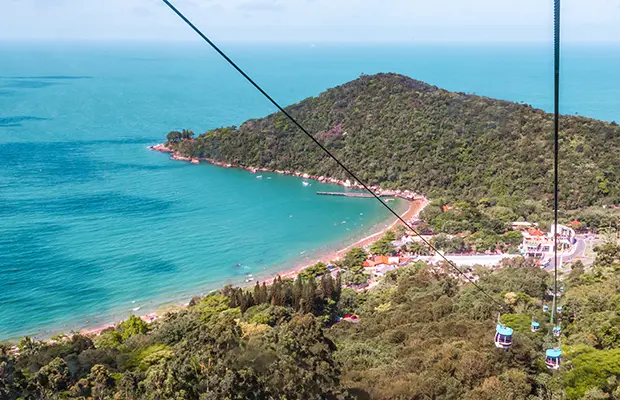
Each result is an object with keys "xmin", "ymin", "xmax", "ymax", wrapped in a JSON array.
[{"xmin": 158, "ymin": 73, "xmax": 620, "ymax": 210}]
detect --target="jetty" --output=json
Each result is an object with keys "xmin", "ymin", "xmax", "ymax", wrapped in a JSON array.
[
  {"xmin": 317, "ymin": 191, "xmax": 422, "ymax": 201},
  {"xmin": 317, "ymin": 191, "xmax": 387, "ymax": 198}
]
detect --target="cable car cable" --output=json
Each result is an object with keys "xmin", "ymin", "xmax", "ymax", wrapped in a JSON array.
[
  {"xmin": 159, "ymin": 0, "xmax": 507, "ymax": 310},
  {"xmin": 545, "ymin": 0, "xmax": 563, "ymax": 370},
  {"xmin": 551, "ymin": 0, "xmax": 561, "ymax": 329}
]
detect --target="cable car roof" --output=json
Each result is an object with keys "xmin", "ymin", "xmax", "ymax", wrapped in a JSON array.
[{"xmin": 496, "ymin": 324, "xmax": 513, "ymax": 336}]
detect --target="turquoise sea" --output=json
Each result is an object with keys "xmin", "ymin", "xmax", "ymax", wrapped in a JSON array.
[{"xmin": 1, "ymin": 42, "xmax": 619, "ymax": 340}]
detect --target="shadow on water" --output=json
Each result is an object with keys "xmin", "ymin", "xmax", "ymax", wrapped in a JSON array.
[
  {"xmin": 0, "ymin": 193, "xmax": 175, "ymax": 217},
  {"xmin": 0, "ymin": 140, "xmax": 169, "ymax": 185},
  {"xmin": 6, "ymin": 76, "xmax": 93, "ymax": 80},
  {"xmin": 2, "ymin": 80, "xmax": 61, "ymax": 89},
  {"xmin": 0, "ymin": 221, "xmax": 179, "ymax": 338},
  {"xmin": 0, "ymin": 116, "xmax": 48, "ymax": 128},
  {"xmin": 0, "ymin": 76, "xmax": 92, "ymax": 91},
  {"xmin": 1, "ymin": 215, "xmax": 187, "ymax": 325}
]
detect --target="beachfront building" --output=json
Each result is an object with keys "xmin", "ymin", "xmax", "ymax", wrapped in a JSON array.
[
  {"xmin": 520, "ymin": 224, "xmax": 576, "ymax": 258},
  {"xmin": 550, "ymin": 224, "xmax": 577, "ymax": 246},
  {"xmin": 521, "ymin": 229, "xmax": 553, "ymax": 258},
  {"xmin": 363, "ymin": 255, "xmax": 400, "ymax": 267}
]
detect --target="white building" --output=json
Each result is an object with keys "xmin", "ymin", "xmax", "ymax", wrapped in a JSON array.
[
  {"xmin": 520, "ymin": 224, "xmax": 576, "ymax": 258},
  {"xmin": 549, "ymin": 224, "xmax": 576, "ymax": 246}
]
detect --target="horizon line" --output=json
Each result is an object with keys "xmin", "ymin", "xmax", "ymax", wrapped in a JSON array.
[{"xmin": 1, "ymin": 38, "xmax": 619, "ymax": 45}]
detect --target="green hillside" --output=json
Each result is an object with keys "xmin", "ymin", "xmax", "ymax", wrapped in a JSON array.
[{"xmin": 169, "ymin": 73, "xmax": 620, "ymax": 210}]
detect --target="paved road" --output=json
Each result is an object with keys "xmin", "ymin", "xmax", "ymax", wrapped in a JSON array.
[{"xmin": 544, "ymin": 235, "xmax": 590, "ymax": 270}]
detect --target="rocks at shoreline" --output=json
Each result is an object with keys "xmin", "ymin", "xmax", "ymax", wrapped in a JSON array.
[{"xmin": 148, "ymin": 144, "xmax": 421, "ymax": 200}]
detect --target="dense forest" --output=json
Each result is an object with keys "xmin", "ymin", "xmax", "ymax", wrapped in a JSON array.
[
  {"xmin": 2, "ymin": 237, "xmax": 620, "ymax": 399},
  {"xmin": 166, "ymin": 73, "xmax": 620, "ymax": 210}
]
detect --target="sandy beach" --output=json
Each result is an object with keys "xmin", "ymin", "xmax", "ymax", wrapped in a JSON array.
[
  {"xmin": 74, "ymin": 195, "xmax": 427, "ymax": 338},
  {"xmin": 59, "ymin": 146, "xmax": 431, "ymax": 338},
  {"xmin": 263, "ymin": 197, "xmax": 428, "ymax": 282}
]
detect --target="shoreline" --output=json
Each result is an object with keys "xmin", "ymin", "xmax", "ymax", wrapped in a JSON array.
[
  {"xmin": 9, "ymin": 146, "xmax": 428, "ymax": 341},
  {"xmin": 148, "ymin": 143, "xmax": 422, "ymax": 201},
  {"xmin": 75, "ymin": 197, "xmax": 426, "ymax": 339},
  {"xmin": 248, "ymin": 196, "xmax": 427, "ymax": 283}
]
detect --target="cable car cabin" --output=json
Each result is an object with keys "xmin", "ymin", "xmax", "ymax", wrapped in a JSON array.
[
  {"xmin": 557, "ymin": 306, "xmax": 563, "ymax": 313},
  {"xmin": 531, "ymin": 321, "xmax": 540, "ymax": 332},
  {"xmin": 553, "ymin": 326, "xmax": 561, "ymax": 337},
  {"xmin": 545, "ymin": 348, "xmax": 562, "ymax": 370},
  {"xmin": 543, "ymin": 305, "xmax": 549, "ymax": 312},
  {"xmin": 494, "ymin": 324, "xmax": 514, "ymax": 349}
]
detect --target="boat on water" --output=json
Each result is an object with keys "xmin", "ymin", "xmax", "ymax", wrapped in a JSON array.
[
  {"xmin": 256, "ymin": 175, "xmax": 263, "ymax": 179},
  {"xmin": 302, "ymin": 181, "xmax": 311, "ymax": 186}
]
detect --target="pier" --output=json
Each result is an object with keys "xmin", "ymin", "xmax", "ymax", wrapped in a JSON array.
[
  {"xmin": 317, "ymin": 191, "xmax": 386, "ymax": 198},
  {"xmin": 317, "ymin": 191, "xmax": 421, "ymax": 201}
]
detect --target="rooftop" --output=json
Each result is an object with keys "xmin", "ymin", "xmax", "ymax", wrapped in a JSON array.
[{"xmin": 496, "ymin": 324, "xmax": 513, "ymax": 336}]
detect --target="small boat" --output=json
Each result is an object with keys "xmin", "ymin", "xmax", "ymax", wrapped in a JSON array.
[
  {"xmin": 256, "ymin": 175, "xmax": 263, "ymax": 179},
  {"xmin": 302, "ymin": 181, "xmax": 310, "ymax": 186}
]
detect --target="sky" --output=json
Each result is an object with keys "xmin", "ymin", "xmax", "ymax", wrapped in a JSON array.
[{"xmin": 1, "ymin": 0, "xmax": 619, "ymax": 43}]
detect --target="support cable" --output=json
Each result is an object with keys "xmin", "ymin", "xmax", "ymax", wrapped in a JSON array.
[{"xmin": 160, "ymin": 0, "xmax": 507, "ymax": 309}]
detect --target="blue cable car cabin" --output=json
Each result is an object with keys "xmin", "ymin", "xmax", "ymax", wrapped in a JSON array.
[
  {"xmin": 545, "ymin": 348, "xmax": 562, "ymax": 370},
  {"xmin": 553, "ymin": 326, "xmax": 561, "ymax": 337},
  {"xmin": 543, "ymin": 305, "xmax": 549, "ymax": 312},
  {"xmin": 531, "ymin": 321, "xmax": 540, "ymax": 332},
  {"xmin": 495, "ymin": 324, "xmax": 513, "ymax": 348},
  {"xmin": 557, "ymin": 306, "xmax": 563, "ymax": 313}
]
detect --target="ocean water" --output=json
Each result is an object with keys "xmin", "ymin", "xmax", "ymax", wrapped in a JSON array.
[{"xmin": 1, "ymin": 42, "xmax": 619, "ymax": 340}]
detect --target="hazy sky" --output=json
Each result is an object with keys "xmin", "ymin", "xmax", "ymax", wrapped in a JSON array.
[{"xmin": 2, "ymin": 0, "xmax": 619, "ymax": 43}]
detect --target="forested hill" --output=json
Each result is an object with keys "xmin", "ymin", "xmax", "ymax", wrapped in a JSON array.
[{"xmin": 169, "ymin": 73, "xmax": 619, "ymax": 209}]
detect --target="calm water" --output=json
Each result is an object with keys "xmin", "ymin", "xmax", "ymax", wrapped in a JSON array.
[{"xmin": 1, "ymin": 42, "xmax": 619, "ymax": 339}]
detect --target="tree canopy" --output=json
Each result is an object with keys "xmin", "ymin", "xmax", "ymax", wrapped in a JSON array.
[
  {"xmin": 3, "ymin": 245, "xmax": 620, "ymax": 398},
  {"xmin": 166, "ymin": 73, "xmax": 620, "ymax": 210}
]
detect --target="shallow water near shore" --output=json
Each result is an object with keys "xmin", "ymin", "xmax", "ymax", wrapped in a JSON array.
[{"xmin": 1, "ymin": 42, "xmax": 619, "ymax": 340}]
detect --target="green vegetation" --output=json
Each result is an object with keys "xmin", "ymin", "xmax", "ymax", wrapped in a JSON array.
[
  {"xmin": 421, "ymin": 200, "xmax": 540, "ymax": 254},
  {"xmin": 2, "ymin": 242, "xmax": 620, "ymax": 399},
  {"xmin": 342, "ymin": 247, "xmax": 368, "ymax": 269},
  {"xmin": 299, "ymin": 261, "xmax": 329, "ymax": 279},
  {"xmin": 369, "ymin": 231, "xmax": 397, "ymax": 256},
  {"xmin": 166, "ymin": 129, "xmax": 194, "ymax": 144},
  {"xmin": 166, "ymin": 73, "xmax": 620, "ymax": 212}
]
